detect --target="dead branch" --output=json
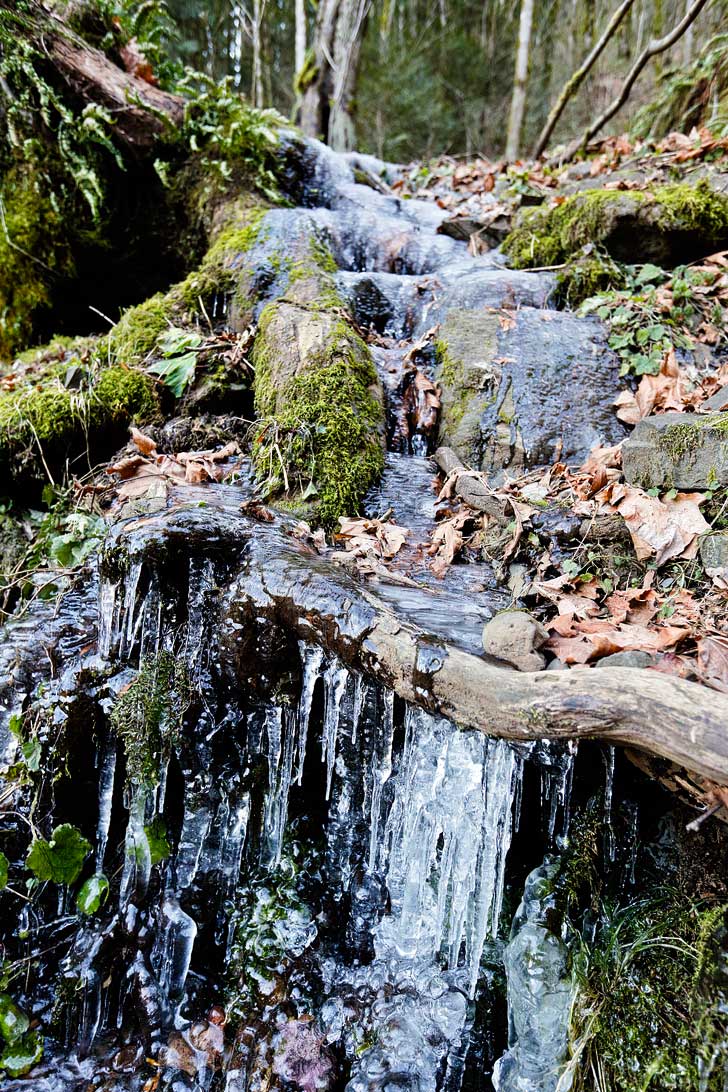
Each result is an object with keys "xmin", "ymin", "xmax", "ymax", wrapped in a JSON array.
[
  {"xmin": 557, "ymin": 0, "xmax": 713, "ymax": 164},
  {"xmin": 533, "ymin": 0, "xmax": 637, "ymax": 158}
]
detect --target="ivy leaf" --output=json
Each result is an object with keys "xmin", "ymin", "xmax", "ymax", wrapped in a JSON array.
[
  {"xmin": 20, "ymin": 738, "xmax": 41, "ymax": 772},
  {"xmin": 76, "ymin": 873, "xmax": 109, "ymax": 915},
  {"xmin": 0, "ymin": 1029, "xmax": 43, "ymax": 1076},
  {"xmin": 157, "ymin": 327, "xmax": 203, "ymax": 357},
  {"xmin": 144, "ymin": 818, "xmax": 171, "ymax": 865},
  {"xmin": 634, "ymin": 263, "xmax": 664, "ymax": 285},
  {"xmin": 25, "ymin": 824, "xmax": 91, "ymax": 885},
  {"xmin": 0, "ymin": 853, "xmax": 7, "ymax": 890},
  {"xmin": 0, "ymin": 994, "xmax": 29, "ymax": 1044},
  {"xmin": 148, "ymin": 353, "xmax": 198, "ymax": 398}
]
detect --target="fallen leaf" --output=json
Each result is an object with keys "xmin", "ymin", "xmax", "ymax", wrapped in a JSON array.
[
  {"xmin": 606, "ymin": 483, "xmax": 709, "ymax": 566},
  {"xmin": 695, "ymin": 636, "xmax": 728, "ymax": 692},
  {"xmin": 130, "ymin": 428, "xmax": 157, "ymax": 456}
]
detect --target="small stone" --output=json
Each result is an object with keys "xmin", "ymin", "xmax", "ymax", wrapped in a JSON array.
[
  {"xmin": 700, "ymin": 386, "xmax": 728, "ymax": 413},
  {"xmin": 482, "ymin": 610, "xmax": 548, "ymax": 672},
  {"xmin": 594, "ymin": 650, "xmax": 657, "ymax": 669},
  {"xmin": 700, "ymin": 531, "xmax": 728, "ymax": 576},
  {"xmin": 622, "ymin": 411, "xmax": 728, "ymax": 491}
]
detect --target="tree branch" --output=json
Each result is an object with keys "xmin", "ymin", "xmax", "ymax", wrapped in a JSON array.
[{"xmin": 533, "ymin": 0, "xmax": 637, "ymax": 159}]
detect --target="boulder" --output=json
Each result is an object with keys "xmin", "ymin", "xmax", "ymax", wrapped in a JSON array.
[
  {"xmin": 622, "ymin": 412, "xmax": 728, "ymax": 491},
  {"xmin": 434, "ymin": 308, "xmax": 624, "ymax": 479},
  {"xmin": 482, "ymin": 610, "xmax": 548, "ymax": 672},
  {"xmin": 700, "ymin": 532, "xmax": 728, "ymax": 579}
]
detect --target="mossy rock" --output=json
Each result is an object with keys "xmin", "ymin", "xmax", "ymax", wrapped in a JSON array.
[
  {"xmin": 252, "ymin": 302, "xmax": 385, "ymax": 526},
  {"xmin": 553, "ymin": 253, "xmax": 627, "ymax": 308},
  {"xmin": 503, "ymin": 180, "xmax": 728, "ymax": 269},
  {"xmin": 622, "ymin": 410, "xmax": 728, "ymax": 490},
  {"xmin": 0, "ymin": 341, "xmax": 159, "ymax": 490}
]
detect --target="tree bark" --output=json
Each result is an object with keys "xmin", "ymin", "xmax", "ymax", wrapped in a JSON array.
[
  {"xmin": 299, "ymin": 0, "xmax": 371, "ymax": 149},
  {"xmin": 505, "ymin": 0, "xmax": 535, "ymax": 161},
  {"xmin": 558, "ymin": 0, "xmax": 713, "ymax": 163},
  {"xmin": 533, "ymin": 0, "xmax": 637, "ymax": 158},
  {"xmin": 295, "ymin": 0, "xmax": 307, "ymax": 79}
]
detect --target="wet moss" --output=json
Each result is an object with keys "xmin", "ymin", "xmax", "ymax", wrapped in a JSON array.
[
  {"xmin": 178, "ymin": 207, "xmax": 268, "ymax": 313},
  {"xmin": 0, "ymin": 350, "xmax": 158, "ymax": 484},
  {"xmin": 504, "ymin": 181, "xmax": 728, "ymax": 269},
  {"xmin": 252, "ymin": 310, "xmax": 384, "ymax": 527},
  {"xmin": 0, "ymin": 168, "xmax": 75, "ymax": 361},
  {"xmin": 108, "ymin": 293, "xmax": 179, "ymax": 365},
  {"xmin": 554, "ymin": 253, "xmax": 627, "ymax": 308},
  {"xmin": 110, "ymin": 652, "xmax": 189, "ymax": 787}
]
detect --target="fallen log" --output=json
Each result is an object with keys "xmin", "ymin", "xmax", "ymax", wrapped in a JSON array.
[{"xmin": 103, "ymin": 495, "xmax": 728, "ymax": 786}]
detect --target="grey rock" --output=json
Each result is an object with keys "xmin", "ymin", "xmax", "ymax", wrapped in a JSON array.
[
  {"xmin": 482, "ymin": 610, "xmax": 548, "ymax": 672},
  {"xmin": 434, "ymin": 308, "xmax": 624, "ymax": 481},
  {"xmin": 700, "ymin": 531, "xmax": 728, "ymax": 575},
  {"xmin": 622, "ymin": 411, "xmax": 728, "ymax": 490},
  {"xmin": 700, "ymin": 386, "xmax": 728, "ymax": 413},
  {"xmin": 595, "ymin": 650, "xmax": 658, "ymax": 669}
]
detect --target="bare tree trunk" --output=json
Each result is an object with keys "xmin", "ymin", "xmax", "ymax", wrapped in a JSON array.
[
  {"xmin": 299, "ymin": 0, "xmax": 371, "ymax": 150},
  {"xmin": 295, "ymin": 0, "xmax": 307, "ymax": 78},
  {"xmin": 251, "ymin": 0, "xmax": 265, "ymax": 107},
  {"xmin": 533, "ymin": 0, "xmax": 637, "ymax": 157},
  {"xmin": 559, "ymin": 0, "xmax": 713, "ymax": 162},
  {"xmin": 505, "ymin": 0, "xmax": 535, "ymax": 161}
]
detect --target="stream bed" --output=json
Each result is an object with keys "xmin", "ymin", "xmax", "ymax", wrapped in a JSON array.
[{"xmin": 0, "ymin": 133, "xmax": 724, "ymax": 1092}]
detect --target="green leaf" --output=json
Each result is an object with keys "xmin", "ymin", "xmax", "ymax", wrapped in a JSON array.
[
  {"xmin": 0, "ymin": 1029, "xmax": 43, "ymax": 1076},
  {"xmin": 0, "ymin": 994, "xmax": 29, "ymax": 1044},
  {"xmin": 0, "ymin": 853, "xmax": 7, "ymax": 890},
  {"xmin": 634, "ymin": 263, "xmax": 664, "ymax": 285},
  {"xmin": 300, "ymin": 480, "xmax": 319, "ymax": 501},
  {"xmin": 148, "ymin": 352, "xmax": 198, "ymax": 398},
  {"xmin": 157, "ymin": 326, "xmax": 203, "ymax": 357},
  {"xmin": 26, "ymin": 824, "xmax": 91, "ymax": 885},
  {"xmin": 76, "ymin": 873, "xmax": 109, "ymax": 915},
  {"xmin": 144, "ymin": 818, "xmax": 170, "ymax": 865},
  {"xmin": 20, "ymin": 738, "xmax": 41, "ymax": 772}
]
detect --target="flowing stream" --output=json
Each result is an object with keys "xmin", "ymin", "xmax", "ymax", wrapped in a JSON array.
[{"xmin": 0, "ymin": 133, "xmax": 645, "ymax": 1092}]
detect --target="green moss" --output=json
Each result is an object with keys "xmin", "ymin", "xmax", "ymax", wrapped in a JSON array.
[
  {"xmin": 252, "ymin": 312, "xmax": 384, "ymax": 527},
  {"xmin": 658, "ymin": 422, "xmax": 703, "ymax": 464},
  {"xmin": 179, "ymin": 209, "xmax": 268, "ymax": 311},
  {"xmin": 294, "ymin": 49, "xmax": 318, "ymax": 96},
  {"xmin": 0, "ymin": 350, "xmax": 158, "ymax": 484},
  {"xmin": 504, "ymin": 181, "xmax": 728, "ymax": 270},
  {"xmin": 110, "ymin": 652, "xmax": 189, "ymax": 787},
  {"xmin": 0, "ymin": 168, "xmax": 75, "ymax": 360},
  {"xmin": 555, "ymin": 253, "xmax": 627, "ymax": 308},
  {"xmin": 570, "ymin": 895, "xmax": 728, "ymax": 1092},
  {"xmin": 108, "ymin": 293, "xmax": 178, "ymax": 365},
  {"xmin": 435, "ymin": 340, "xmax": 470, "ymax": 431}
]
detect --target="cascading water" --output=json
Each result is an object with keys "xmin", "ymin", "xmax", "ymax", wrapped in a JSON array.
[{"xmin": 0, "ymin": 129, "xmax": 675, "ymax": 1092}]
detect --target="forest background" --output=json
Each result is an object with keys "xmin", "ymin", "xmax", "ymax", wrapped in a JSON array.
[{"xmin": 163, "ymin": 0, "xmax": 728, "ymax": 162}]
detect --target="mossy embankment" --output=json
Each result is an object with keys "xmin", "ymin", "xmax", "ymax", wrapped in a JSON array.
[{"xmin": 503, "ymin": 180, "xmax": 728, "ymax": 269}]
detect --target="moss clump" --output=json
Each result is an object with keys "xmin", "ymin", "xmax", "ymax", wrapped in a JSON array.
[
  {"xmin": 252, "ymin": 310, "xmax": 384, "ymax": 527},
  {"xmin": 554, "ymin": 253, "xmax": 627, "ymax": 308},
  {"xmin": 110, "ymin": 652, "xmax": 189, "ymax": 787},
  {"xmin": 0, "ymin": 168, "xmax": 75, "ymax": 360},
  {"xmin": 108, "ymin": 293, "xmax": 178, "ymax": 365},
  {"xmin": 0, "ymin": 348, "xmax": 158, "ymax": 485},
  {"xmin": 503, "ymin": 181, "xmax": 728, "ymax": 269},
  {"xmin": 570, "ymin": 895, "xmax": 728, "ymax": 1092},
  {"xmin": 178, "ymin": 207, "xmax": 268, "ymax": 313}
]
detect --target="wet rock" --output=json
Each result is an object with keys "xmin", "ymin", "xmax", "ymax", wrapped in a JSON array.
[
  {"xmin": 622, "ymin": 411, "xmax": 728, "ymax": 490},
  {"xmin": 595, "ymin": 650, "xmax": 658, "ymax": 669},
  {"xmin": 700, "ymin": 531, "xmax": 728, "ymax": 579},
  {"xmin": 482, "ymin": 610, "xmax": 548, "ymax": 672},
  {"xmin": 700, "ymin": 385, "xmax": 728, "ymax": 413},
  {"xmin": 435, "ymin": 308, "xmax": 624, "ymax": 479}
]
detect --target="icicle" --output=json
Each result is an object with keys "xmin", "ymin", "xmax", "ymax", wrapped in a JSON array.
[
  {"xmin": 95, "ymin": 736, "xmax": 117, "ymax": 871},
  {"xmin": 153, "ymin": 897, "xmax": 198, "ymax": 1016},
  {"xmin": 296, "ymin": 643, "xmax": 325, "ymax": 785},
  {"xmin": 367, "ymin": 689, "xmax": 395, "ymax": 872},
  {"xmin": 604, "ymin": 745, "xmax": 616, "ymax": 863},
  {"xmin": 262, "ymin": 705, "xmax": 297, "ymax": 866},
  {"xmin": 220, "ymin": 794, "xmax": 250, "ymax": 897},
  {"xmin": 119, "ymin": 787, "xmax": 151, "ymax": 909},
  {"xmin": 98, "ymin": 579, "xmax": 118, "ymax": 659},
  {"xmin": 545, "ymin": 741, "xmax": 578, "ymax": 845},
  {"xmin": 120, "ymin": 560, "xmax": 143, "ymax": 657},
  {"xmin": 322, "ymin": 660, "xmax": 348, "ymax": 800},
  {"xmin": 176, "ymin": 799, "xmax": 212, "ymax": 892},
  {"xmin": 351, "ymin": 672, "xmax": 365, "ymax": 745}
]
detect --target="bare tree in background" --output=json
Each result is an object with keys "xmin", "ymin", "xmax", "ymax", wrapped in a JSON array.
[
  {"xmin": 251, "ymin": 0, "xmax": 265, "ymax": 106},
  {"xmin": 295, "ymin": 0, "xmax": 306, "ymax": 79},
  {"xmin": 299, "ymin": 0, "xmax": 372, "ymax": 150},
  {"xmin": 505, "ymin": 0, "xmax": 535, "ymax": 160}
]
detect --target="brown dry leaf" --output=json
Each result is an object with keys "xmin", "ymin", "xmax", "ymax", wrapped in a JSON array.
[
  {"xmin": 117, "ymin": 466, "xmax": 169, "ymax": 502},
  {"xmin": 613, "ymin": 349, "xmax": 686, "ymax": 424},
  {"xmin": 130, "ymin": 428, "xmax": 157, "ymax": 456},
  {"xmin": 546, "ymin": 617, "xmax": 687, "ymax": 664},
  {"xmin": 337, "ymin": 516, "xmax": 409, "ymax": 560},
  {"xmin": 427, "ymin": 515, "xmax": 466, "ymax": 578},
  {"xmin": 695, "ymin": 636, "xmax": 728, "ymax": 692},
  {"xmin": 606, "ymin": 483, "xmax": 709, "ymax": 565},
  {"xmin": 497, "ymin": 309, "xmax": 516, "ymax": 332}
]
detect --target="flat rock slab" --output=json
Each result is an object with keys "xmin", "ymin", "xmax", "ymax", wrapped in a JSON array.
[
  {"xmin": 435, "ymin": 308, "xmax": 624, "ymax": 476},
  {"xmin": 622, "ymin": 411, "xmax": 728, "ymax": 490}
]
